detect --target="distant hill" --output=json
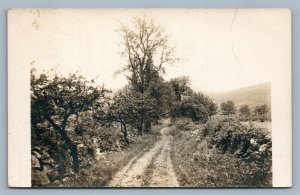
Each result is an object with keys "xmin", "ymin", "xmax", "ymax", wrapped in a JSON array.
[{"xmin": 204, "ymin": 83, "xmax": 271, "ymax": 110}]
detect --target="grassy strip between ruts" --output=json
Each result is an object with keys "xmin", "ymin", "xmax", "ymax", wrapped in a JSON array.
[{"xmin": 141, "ymin": 147, "xmax": 163, "ymax": 187}]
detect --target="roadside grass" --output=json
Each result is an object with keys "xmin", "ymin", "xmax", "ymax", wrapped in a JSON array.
[
  {"xmin": 170, "ymin": 117, "xmax": 272, "ymax": 187},
  {"xmin": 50, "ymin": 125, "xmax": 161, "ymax": 187}
]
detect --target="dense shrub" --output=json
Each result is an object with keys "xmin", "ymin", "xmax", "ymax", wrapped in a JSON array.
[
  {"xmin": 170, "ymin": 117, "xmax": 272, "ymax": 187},
  {"xmin": 171, "ymin": 93, "xmax": 218, "ymax": 123},
  {"xmin": 174, "ymin": 118, "xmax": 199, "ymax": 131}
]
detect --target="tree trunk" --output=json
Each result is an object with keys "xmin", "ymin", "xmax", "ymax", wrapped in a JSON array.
[
  {"xmin": 140, "ymin": 118, "xmax": 144, "ymax": 135},
  {"xmin": 67, "ymin": 142, "xmax": 80, "ymax": 173},
  {"xmin": 144, "ymin": 120, "xmax": 151, "ymax": 132},
  {"xmin": 154, "ymin": 117, "xmax": 159, "ymax": 125},
  {"xmin": 45, "ymin": 116, "xmax": 80, "ymax": 173},
  {"xmin": 122, "ymin": 123, "xmax": 130, "ymax": 144},
  {"xmin": 120, "ymin": 120, "xmax": 130, "ymax": 145}
]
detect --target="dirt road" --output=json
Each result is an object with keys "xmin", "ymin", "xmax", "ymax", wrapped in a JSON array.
[{"xmin": 107, "ymin": 119, "xmax": 179, "ymax": 187}]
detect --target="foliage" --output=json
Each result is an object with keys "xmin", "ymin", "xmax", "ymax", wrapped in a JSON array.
[
  {"xmin": 173, "ymin": 118, "xmax": 199, "ymax": 132},
  {"xmin": 171, "ymin": 92, "xmax": 218, "ymax": 123},
  {"xmin": 168, "ymin": 76, "xmax": 218, "ymax": 123},
  {"xmin": 31, "ymin": 69, "xmax": 107, "ymax": 173},
  {"xmin": 147, "ymin": 76, "xmax": 177, "ymax": 119},
  {"xmin": 253, "ymin": 104, "xmax": 269, "ymax": 122},
  {"xmin": 239, "ymin": 105, "xmax": 251, "ymax": 120},
  {"xmin": 170, "ymin": 117, "xmax": 272, "ymax": 187},
  {"xmin": 104, "ymin": 86, "xmax": 157, "ymax": 137},
  {"xmin": 116, "ymin": 16, "xmax": 179, "ymax": 94},
  {"xmin": 112, "ymin": 16, "xmax": 180, "ymax": 136},
  {"xmin": 168, "ymin": 76, "xmax": 192, "ymax": 102},
  {"xmin": 220, "ymin": 100, "xmax": 236, "ymax": 116},
  {"xmin": 31, "ymin": 16, "xmax": 272, "ymax": 188}
]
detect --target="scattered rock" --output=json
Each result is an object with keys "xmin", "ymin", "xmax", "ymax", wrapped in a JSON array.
[
  {"xmin": 31, "ymin": 147, "xmax": 57, "ymax": 186},
  {"xmin": 31, "ymin": 155, "xmax": 41, "ymax": 169},
  {"xmin": 32, "ymin": 170, "xmax": 50, "ymax": 186}
]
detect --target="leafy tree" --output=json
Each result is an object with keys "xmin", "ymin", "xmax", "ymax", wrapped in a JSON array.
[
  {"xmin": 168, "ymin": 76, "xmax": 192, "ymax": 102},
  {"xmin": 239, "ymin": 105, "xmax": 251, "ymax": 120},
  {"xmin": 103, "ymin": 86, "xmax": 135, "ymax": 143},
  {"xmin": 171, "ymin": 92, "xmax": 217, "ymax": 123},
  {"xmin": 181, "ymin": 100, "xmax": 209, "ymax": 123},
  {"xmin": 114, "ymin": 17, "xmax": 180, "ymax": 131},
  {"xmin": 147, "ymin": 76, "xmax": 177, "ymax": 121},
  {"xmin": 206, "ymin": 98, "xmax": 219, "ymax": 119},
  {"xmin": 254, "ymin": 104, "xmax": 269, "ymax": 122},
  {"xmin": 126, "ymin": 90, "xmax": 156, "ymax": 134},
  {"xmin": 117, "ymin": 16, "xmax": 179, "ymax": 94},
  {"xmin": 220, "ymin": 100, "xmax": 236, "ymax": 116},
  {"xmin": 31, "ymin": 69, "xmax": 107, "ymax": 172},
  {"xmin": 190, "ymin": 93, "xmax": 217, "ymax": 118},
  {"xmin": 104, "ymin": 86, "xmax": 157, "ymax": 137}
]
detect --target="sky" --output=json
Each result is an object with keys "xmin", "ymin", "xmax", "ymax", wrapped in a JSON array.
[{"xmin": 9, "ymin": 9, "xmax": 291, "ymax": 92}]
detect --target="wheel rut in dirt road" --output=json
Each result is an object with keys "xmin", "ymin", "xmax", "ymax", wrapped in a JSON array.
[{"xmin": 107, "ymin": 119, "xmax": 179, "ymax": 187}]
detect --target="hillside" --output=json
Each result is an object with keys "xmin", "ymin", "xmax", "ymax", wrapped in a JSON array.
[{"xmin": 205, "ymin": 83, "xmax": 271, "ymax": 110}]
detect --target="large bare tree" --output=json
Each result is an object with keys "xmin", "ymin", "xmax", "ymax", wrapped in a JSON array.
[{"xmin": 117, "ymin": 17, "xmax": 179, "ymax": 93}]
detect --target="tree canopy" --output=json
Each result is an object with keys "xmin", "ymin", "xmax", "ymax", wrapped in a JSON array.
[
  {"xmin": 168, "ymin": 76, "xmax": 192, "ymax": 102},
  {"xmin": 220, "ymin": 100, "xmax": 236, "ymax": 116},
  {"xmin": 171, "ymin": 92, "xmax": 218, "ymax": 123},
  {"xmin": 239, "ymin": 105, "xmax": 251, "ymax": 120},
  {"xmin": 117, "ymin": 17, "xmax": 179, "ymax": 93},
  {"xmin": 254, "ymin": 104, "xmax": 269, "ymax": 122},
  {"xmin": 31, "ymin": 69, "xmax": 107, "ymax": 172}
]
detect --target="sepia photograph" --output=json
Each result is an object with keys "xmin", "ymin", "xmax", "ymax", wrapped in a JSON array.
[{"xmin": 8, "ymin": 9, "xmax": 292, "ymax": 187}]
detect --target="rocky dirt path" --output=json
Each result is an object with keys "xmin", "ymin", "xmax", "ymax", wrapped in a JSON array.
[{"xmin": 107, "ymin": 119, "xmax": 179, "ymax": 187}]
